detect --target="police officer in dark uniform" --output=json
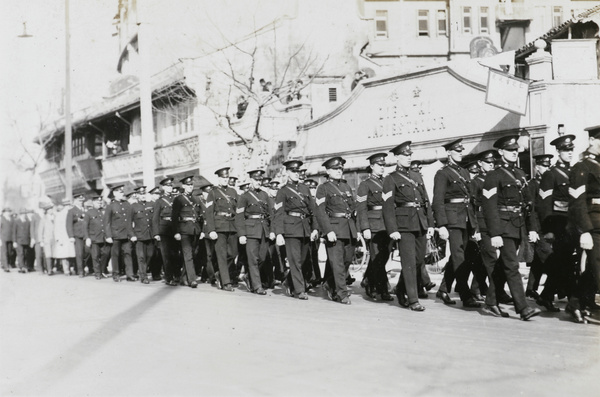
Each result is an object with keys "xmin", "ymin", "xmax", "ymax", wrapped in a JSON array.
[
  {"xmin": 12, "ymin": 209, "xmax": 32, "ymax": 273},
  {"xmin": 172, "ymin": 176, "xmax": 200, "ymax": 288},
  {"xmin": 315, "ymin": 157, "xmax": 357, "ymax": 305},
  {"xmin": 104, "ymin": 185, "xmax": 135, "ymax": 282},
  {"xmin": 566, "ymin": 125, "xmax": 600, "ymax": 322},
  {"xmin": 84, "ymin": 195, "xmax": 110, "ymax": 280},
  {"xmin": 146, "ymin": 186, "xmax": 163, "ymax": 280},
  {"xmin": 356, "ymin": 153, "xmax": 394, "ymax": 301},
  {"xmin": 1, "ymin": 208, "xmax": 15, "ymax": 272},
  {"xmin": 195, "ymin": 181, "xmax": 215, "ymax": 284},
  {"xmin": 433, "ymin": 138, "xmax": 481, "ymax": 308},
  {"xmin": 67, "ymin": 194, "xmax": 87, "ymax": 276},
  {"xmin": 152, "ymin": 177, "xmax": 180, "ymax": 286},
  {"xmin": 482, "ymin": 135, "xmax": 541, "ymax": 321},
  {"xmin": 383, "ymin": 142, "xmax": 434, "ymax": 311},
  {"xmin": 235, "ymin": 169, "xmax": 273, "ymax": 294},
  {"xmin": 131, "ymin": 186, "xmax": 155, "ymax": 284},
  {"xmin": 205, "ymin": 167, "xmax": 238, "ymax": 291},
  {"xmin": 273, "ymin": 160, "xmax": 319, "ymax": 300},
  {"xmin": 525, "ymin": 154, "xmax": 553, "ymax": 299},
  {"xmin": 537, "ymin": 135, "xmax": 577, "ymax": 311},
  {"xmin": 303, "ymin": 178, "xmax": 322, "ymax": 288}
]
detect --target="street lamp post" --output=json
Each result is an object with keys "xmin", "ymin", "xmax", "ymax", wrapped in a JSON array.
[{"xmin": 64, "ymin": 0, "xmax": 73, "ymax": 200}]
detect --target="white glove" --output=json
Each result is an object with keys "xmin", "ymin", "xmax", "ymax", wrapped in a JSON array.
[
  {"xmin": 472, "ymin": 232, "xmax": 481, "ymax": 242},
  {"xmin": 310, "ymin": 230, "xmax": 319, "ymax": 241},
  {"xmin": 363, "ymin": 229, "xmax": 372, "ymax": 240},
  {"xmin": 438, "ymin": 226, "xmax": 449, "ymax": 241},
  {"xmin": 491, "ymin": 236, "xmax": 503, "ymax": 248},
  {"xmin": 528, "ymin": 231, "xmax": 539, "ymax": 243},
  {"xmin": 85, "ymin": 238, "xmax": 91, "ymax": 247},
  {"xmin": 199, "ymin": 232, "xmax": 205, "ymax": 240},
  {"xmin": 209, "ymin": 232, "xmax": 218, "ymax": 240},
  {"xmin": 154, "ymin": 235, "xmax": 161, "ymax": 242},
  {"xmin": 426, "ymin": 228, "xmax": 434, "ymax": 239},
  {"xmin": 69, "ymin": 237, "xmax": 75, "ymax": 243},
  {"xmin": 239, "ymin": 236, "xmax": 247, "ymax": 245},
  {"xmin": 269, "ymin": 232, "xmax": 276, "ymax": 241},
  {"xmin": 389, "ymin": 232, "xmax": 401, "ymax": 241},
  {"xmin": 131, "ymin": 236, "xmax": 138, "ymax": 242},
  {"xmin": 327, "ymin": 231, "xmax": 337, "ymax": 243},
  {"xmin": 580, "ymin": 232, "xmax": 594, "ymax": 250},
  {"xmin": 105, "ymin": 237, "xmax": 113, "ymax": 244},
  {"xmin": 174, "ymin": 234, "xmax": 181, "ymax": 241},
  {"xmin": 276, "ymin": 234, "xmax": 285, "ymax": 246}
]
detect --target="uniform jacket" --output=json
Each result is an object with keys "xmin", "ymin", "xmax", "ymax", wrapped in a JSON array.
[
  {"xmin": 1, "ymin": 214, "xmax": 13, "ymax": 242},
  {"xmin": 66, "ymin": 205, "xmax": 86, "ymax": 239},
  {"xmin": 235, "ymin": 188, "xmax": 272, "ymax": 239},
  {"xmin": 482, "ymin": 162, "xmax": 539, "ymax": 239},
  {"xmin": 528, "ymin": 173, "xmax": 543, "ymax": 215},
  {"xmin": 12, "ymin": 216, "xmax": 31, "ymax": 245},
  {"xmin": 132, "ymin": 201, "xmax": 155, "ymax": 240},
  {"xmin": 432, "ymin": 163, "xmax": 477, "ymax": 230},
  {"xmin": 568, "ymin": 151, "xmax": 600, "ymax": 233},
  {"xmin": 538, "ymin": 162, "xmax": 571, "ymax": 233},
  {"xmin": 103, "ymin": 200, "xmax": 134, "ymax": 240},
  {"xmin": 196, "ymin": 196, "xmax": 207, "ymax": 234},
  {"xmin": 205, "ymin": 186, "xmax": 238, "ymax": 233},
  {"xmin": 172, "ymin": 193, "xmax": 201, "ymax": 236},
  {"xmin": 273, "ymin": 181, "xmax": 315, "ymax": 238},
  {"xmin": 314, "ymin": 179, "xmax": 357, "ymax": 239},
  {"xmin": 356, "ymin": 175, "xmax": 385, "ymax": 233},
  {"xmin": 471, "ymin": 173, "xmax": 489, "ymax": 233},
  {"xmin": 152, "ymin": 194, "xmax": 174, "ymax": 237},
  {"xmin": 83, "ymin": 208, "xmax": 106, "ymax": 243},
  {"xmin": 383, "ymin": 167, "xmax": 434, "ymax": 234}
]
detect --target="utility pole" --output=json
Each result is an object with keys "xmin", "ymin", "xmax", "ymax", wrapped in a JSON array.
[
  {"xmin": 64, "ymin": 0, "xmax": 73, "ymax": 199},
  {"xmin": 138, "ymin": 2, "xmax": 155, "ymax": 187}
]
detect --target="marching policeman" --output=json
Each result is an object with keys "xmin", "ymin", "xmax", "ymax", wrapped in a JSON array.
[
  {"xmin": 433, "ymin": 138, "xmax": 481, "ymax": 308},
  {"xmin": 235, "ymin": 170, "xmax": 274, "ymax": 294},
  {"xmin": 152, "ymin": 177, "xmax": 180, "ymax": 286},
  {"xmin": 195, "ymin": 181, "xmax": 215, "ymax": 284},
  {"xmin": 383, "ymin": 142, "xmax": 434, "ymax": 311},
  {"xmin": 482, "ymin": 135, "xmax": 541, "ymax": 321},
  {"xmin": 525, "ymin": 154, "xmax": 553, "ymax": 299},
  {"xmin": 1, "ymin": 208, "xmax": 15, "ymax": 272},
  {"xmin": 303, "ymin": 178, "xmax": 322, "ymax": 288},
  {"xmin": 104, "ymin": 185, "xmax": 135, "ymax": 282},
  {"xmin": 84, "ymin": 196, "xmax": 110, "ymax": 280},
  {"xmin": 566, "ymin": 125, "xmax": 600, "ymax": 322},
  {"xmin": 205, "ymin": 167, "xmax": 238, "ymax": 291},
  {"xmin": 537, "ymin": 135, "xmax": 577, "ymax": 311},
  {"xmin": 356, "ymin": 153, "xmax": 394, "ymax": 301},
  {"xmin": 172, "ymin": 176, "xmax": 200, "ymax": 288},
  {"xmin": 131, "ymin": 186, "xmax": 155, "ymax": 284},
  {"xmin": 12, "ymin": 209, "xmax": 32, "ymax": 273},
  {"xmin": 315, "ymin": 157, "xmax": 357, "ymax": 305},
  {"xmin": 273, "ymin": 160, "xmax": 318, "ymax": 300},
  {"xmin": 67, "ymin": 194, "xmax": 87, "ymax": 276}
]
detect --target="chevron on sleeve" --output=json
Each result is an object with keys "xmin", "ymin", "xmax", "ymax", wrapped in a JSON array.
[
  {"xmin": 538, "ymin": 189, "xmax": 553, "ymax": 200},
  {"xmin": 482, "ymin": 187, "xmax": 497, "ymax": 199},
  {"xmin": 382, "ymin": 191, "xmax": 392, "ymax": 201},
  {"xmin": 569, "ymin": 185, "xmax": 586, "ymax": 199}
]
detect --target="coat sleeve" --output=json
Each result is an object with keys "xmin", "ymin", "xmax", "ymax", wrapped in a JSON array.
[
  {"xmin": 204, "ymin": 190, "xmax": 216, "ymax": 234},
  {"xmin": 355, "ymin": 181, "xmax": 369, "ymax": 232},
  {"xmin": 382, "ymin": 175, "xmax": 397, "ymax": 235},
  {"xmin": 418, "ymin": 175, "xmax": 435, "ymax": 228},
  {"xmin": 235, "ymin": 194, "xmax": 247, "ymax": 237},
  {"xmin": 152, "ymin": 200, "xmax": 160, "ymax": 237},
  {"xmin": 126, "ymin": 204, "xmax": 134, "ymax": 239},
  {"xmin": 432, "ymin": 170, "xmax": 448, "ymax": 227},
  {"xmin": 314, "ymin": 185, "xmax": 332, "ymax": 235},
  {"xmin": 103, "ymin": 204, "xmax": 112, "ymax": 239},
  {"xmin": 273, "ymin": 189, "xmax": 285, "ymax": 235},
  {"xmin": 83, "ymin": 213, "xmax": 90, "ymax": 240},
  {"xmin": 66, "ymin": 208, "xmax": 75, "ymax": 238},
  {"xmin": 537, "ymin": 171, "xmax": 554, "ymax": 229},
  {"xmin": 172, "ymin": 198, "xmax": 182, "ymax": 235},
  {"xmin": 482, "ymin": 172, "xmax": 501, "ymax": 237},
  {"xmin": 569, "ymin": 162, "xmax": 593, "ymax": 233}
]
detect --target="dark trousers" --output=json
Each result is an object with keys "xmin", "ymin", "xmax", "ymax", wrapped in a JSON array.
[
  {"xmin": 110, "ymin": 239, "xmax": 133, "ymax": 278},
  {"xmin": 286, "ymin": 237, "xmax": 309, "ymax": 295},
  {"xmin": 364, "ymin": 231, "xmax": 391, "ymax": 294},
  {"xmin": 324, "ymin": 238, "xmax": 354, "ymax": 299},
  {"xmin": 149, "ymin": 241, "xmax": 163, "ymax": 279},
  {"xmin": 91, "ymin": 242, "xmax": 110, "ymax": 276},
  {"xmin": 34, "ymin": 243, "xmax": 45, "ymax": 272},
  {"xmin": 197, "ymin": 239, "xmax": 215, "ymax": 282},
  {"xmin": 541, "ymin": 231, "xmax": 576, "ymax": 300},
  {"xmin": 439, "ymin": 228, "xmax": 472, "ymax": 301},
  {"xmin": 395, "ymin": 231, "xmax": 426, "ymax": 304},
  {"xmin": 479, "ymin": 234, "xmax": 498, "ymax": 306},
  {"xmin": 180, "ymin": 235, "xmax": 197, "ymax": 284},
  {"xmin": 74, "ymin": 237, "xmax": 86, "ymax": 275},
  {"xmin": 236, "ymin": 242, "xmax": 248, "ymax": 281},
  {"xmin": 499, "ymin": 237, "xmax": 528, "ymax": 313},
  {"xmin": 245, "ymin": 235, "xmax": 269, "ymax": 291},
  {"xmin": 158, "ymin": 236, "xmax": 180, "ymax": 282},
  {"xmin": 213, "ymin": 232, "xmax": 238, "ymax": 286},
  {"xmin": 569, "ymin": 232, "xmax": 600, "ymax": 310},
  {"xmin": 136, "ymin": 239, "xmax": 155, "ymax": 281},
  {"xmin": 15, "ymin": 244, "xmax": 31, "ymax": 270},
  {"xmin": 1, "ymin": 241, "xmax": 15, "ymax": 270}
]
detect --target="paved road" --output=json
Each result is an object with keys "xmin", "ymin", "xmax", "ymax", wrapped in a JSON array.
[{"xmin": 1, "ymin": 269, "xmax": 599, "ymax": 397}]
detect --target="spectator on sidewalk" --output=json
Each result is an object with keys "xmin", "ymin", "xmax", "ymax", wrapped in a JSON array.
[
  {"xmin": 54, "ymin": 199, "xmax": 76, "ymax": 275},
  {"xmin": 1, "ymin": 208, "xmax": 15, "ymax": 272}
]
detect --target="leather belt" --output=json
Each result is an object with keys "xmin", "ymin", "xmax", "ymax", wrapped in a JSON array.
[
  {"xmin": 287, "ymin": 211, "xmax": 306, "ymax": 219},
  {"xmin": 161, "ymin": 216, "xmax": 172, "ymax": 221},
  {"xmin": 397, "ymin": 202, "xmax": 423, "ymax": 208},
  {"xmin": 216, "ymin": 212, "xmax": 234, "ymax": 218},
  {"xmin": 590, "ymin": 198, "xmax": 600, "ymax": 205},
  {"xmin": 246, "ymin": 214, "xmax": 266, "ymax": 219},
  {"xmin": 367, "ymin": 205, "xmax": 382, "ymax": 211},
  {"xmin": 179, "ymin": 217, "xmax": 196, "ymax": 222},
  {"xmin": 445, "ymin": 198, "xmax": 469, "ymax": 204},
  {"xmin": 498, "ymin": 205, "xmax": 522, "ymax": 213},
  {"xmin": 329, "ymin": 212, "xmax": 352, "ymax": 219},
  {"xmin": 553, "ymin": 201, "xmax": 568, "ymax": 212}
]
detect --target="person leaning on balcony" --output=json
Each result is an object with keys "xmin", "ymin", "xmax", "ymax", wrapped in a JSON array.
[
  {"xmin": 205, "ymin": 167, "xmax": 239, "ymax": 292},
  {"xmin": 382, "ymin": 141, "xmax": 434, "ymax": 312},
  {"xmin": 481, "ymin": 135, "xmax": 541, "ymax": 321},
  {"xmin": 172, "ymin": 177, "xmax": 200, "ymax": 289},
  {"xmin": 104, "ymin": 185, "xmax": 135, "ymax": 282},
  {"xmin": 433, "ymin": 138, "xmax": 481, "ymax": 309},
  {"xmin": 152, "ymin": 177, "xmax": 180, "ymax": 286},
  {"xmin": 67, "ymin": 194, "xmax": 87, "ymax": 277},
  {"xmin": 84, "ymin": 195, "xmax": 110, "ymax": 280}
]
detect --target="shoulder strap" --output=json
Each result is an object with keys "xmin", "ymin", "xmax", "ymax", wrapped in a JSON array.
[
  {"xmin": 553, "ymin": 167, "xmax": 569, "ymax": 181},
  {"xmin": 161, "ymin": 197, "xmax": 172, "ymax": 207},
  {"xmin": 394, "ymin": 170, "xmax": 419, "ymax": 188},
  {"xmin": 215, "ymin": 187, "xmax": 232, "ymax": 203},
  {"xmin": 369, "ymin": 176, "xmax": 384, "ymax": 190}
]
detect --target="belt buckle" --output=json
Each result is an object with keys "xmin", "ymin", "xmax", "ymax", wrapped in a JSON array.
[{"xmin": 592, "ymin": 198, "xmax": 600, "ymax": 205}]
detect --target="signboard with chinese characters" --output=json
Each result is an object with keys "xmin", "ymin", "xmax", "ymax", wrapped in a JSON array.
[{"xmin": 485, "ymin": 69, "xmax": 530, "ymax": 116}]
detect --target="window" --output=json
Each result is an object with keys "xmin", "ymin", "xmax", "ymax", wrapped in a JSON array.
[
  {"xmin": 553, "ymin": 6, "xmax": 563, "ymax": 27},
  {"xmin": 328, "ymin": 87, "xmax": 337, "ymax": 102},
  {"xmin": 375, "ymin": 10, "xmax": 388, "ymax": 39},
  {"xmin": 418, "ymin": 10, "xmax": 429, "ymax": 37},
  {"xmin": 437, "ymin": 10, "xmax": 447, "ymax": 36},
  {"xmin": 72, "ymin": 134, "xmax": 86, "ymax": 157},
  {"xmin": 462, "ymin": 7, "xmax": 471, "ymax": 34},
  {"xmin": 480, "ymin": 7, "xmax": 489, "ymax": 34}
]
